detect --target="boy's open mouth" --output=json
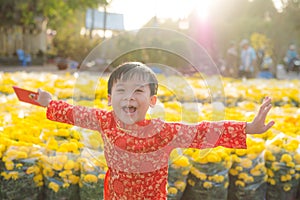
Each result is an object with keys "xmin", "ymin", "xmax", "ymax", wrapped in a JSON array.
[{"xmin": 122, "ymin": 106, "xmax": 137, "ymax": 113}]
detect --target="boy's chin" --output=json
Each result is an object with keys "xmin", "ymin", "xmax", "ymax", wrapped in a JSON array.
[
  {"xmin": 122, "ymin": 120, "xmax": 135, "ymax": 125},
  {"xmin": 119, "ymin": 117, "xmax": 137, "ymax": 125},
  {"xmin": 115, "ymin": 112, "xmax": 147, "ymax": 125}
]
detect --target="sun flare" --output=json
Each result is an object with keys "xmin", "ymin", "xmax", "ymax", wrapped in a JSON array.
[
  {"xmin": 108, "ymin": 0, "xmax": 214, "ymax": 30},
  {"xmin": 193, "ymin": 0, "xmax": 212, "ymax": 20}
]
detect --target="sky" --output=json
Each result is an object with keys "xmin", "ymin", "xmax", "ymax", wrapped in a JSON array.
[
  {"xmin": 272, "ymin": 0, "xmax": 283, "ymax": 12},
  {"xmin": 106, "ymin": 0, "xmax": 200, "ymax": 30},
  {"xmin": 106, "ymin": 0, "xmax": 282, "ymax": 30}
]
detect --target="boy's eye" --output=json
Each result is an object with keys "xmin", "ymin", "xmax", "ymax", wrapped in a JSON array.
[
  {"xmin": 116, "ymin": 88, "xmax": 125, "ymax": 92},
  {"xmin": 135, "ymin": 89, "xmax": 144, "ymax": 93}
]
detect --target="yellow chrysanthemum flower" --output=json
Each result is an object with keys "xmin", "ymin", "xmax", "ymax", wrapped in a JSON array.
[
  {"xmin": 182, "ymin": 170, "xmax": 189, "ymax": 176},
  {"xmin": 268, "ymin": 178, "xmax": 276, "ymax": 185},
  {"xmin": 267, "ymin": 169, "xmax": 274, "ymax": 177},
  {"xmin": 224, "ymin": 159, "xmax": 232, "ymax": 169},
  {"xmin": 56, "ymin": 129, "xmax": 70, "ymax": 137},
  {"xmin": 174, "ymin": 181, "xmax": 186, "ymax": 192},
  {"xmin": 188, "ymin": 179, "xmax": 195, "ymax": 186},
  {"xmin": 271, "ymin": 162, "xmax": 280, "ymax": 171},
  {"xmin": 168, "ymin": 187, "xmax": 178, "ymax": 194},
  {"xmin": 203, "ymin": 181, "xmax": 213, "ymax": 189},
  {"xmin": 235, "ymin": 180, "xmax": 245, "ymax": 187},
  {"xmin": 1, "ymin": 171, "xmax": 9, "ymax": 180},
  {"xmin": 289, "ymin": 169, "xmax": 296, "ymax": 175},
  {"xmin": 43, "ymin": 167, "xmax": 55, "ymax": 177},
  {"xmin": 58, "ymin": 171, "xmax": 68, "ymax": 179},
  {"xmin": 55, "ymin": 155, "xmax": 68, "ymax": 164},
  {"xmin": 283, "ymin": 184, "xmax": 292, "ymax": 192},
  {"xmin": 83, "ymin": 174, "xmax": 98, "ymax": 183},
  {"xmin": 229, "ymin": 169, "xmax": 239, "ymax": 176},
  {"xmin": 235, "ymin": 149, "xmax": 247, "ymax": 157},
  {"xmin": 9, "ymin": 171, "xmax": 19, "ymax": 180},
  {"xmin": 46, "ymin": 137, "xmax": 59, "ymax": 150},
  {"xmin": 210, "ymin": 175, "xmax": 225, "ymax": 183},
  {"xmin": 193, "ymin": 155, "xmax": 208, "ymax": 164},
  {"xmin": 173, "ymin": 156, "xmax": 190, "ymax": 167},
  {"xmin": 64, "ymin": 160, "xmax": 75, "ymax": 170},
  {"xmin": 271, "ymin": 138, "xmax": 283, "ymax": 147},
  {"xmin": 87, "ymin": 138, "xmax": 102, "ymax": 149},
  {"xmin": 98, "ymin": 174, "xmax": 105, "ymax": 180},
  {"xmin": 264, "ymin": 150, "xmax": 275, "ymax": 161},
  {"xmin": 190, "ymin": 167, "xmax": 207, "ymax": 180},
  {"xmin": 235, "ymin": 166, "xmax": 243, "ymax": 171},
  {"xmin": 281, "ymin": 174, "xmax": 292, "ymax": 182},
  {"xmin": 62, "ymin": 169, "xmax": 72, "ymax": 176},
  {"xmin": 231, "ymin": 154, "xmax": 241, "ymax": 163},
  {"xmin": 294, "ymin": 154, "xmax": 300, "ymax": 164},
  {"xmin": 5, "ymin": 160, "xmax": 14, "ymax": 170},
  {"xmin": 33, "ymin": 174, "xmax": 43, "ymax": 183},
  {"xmin": 286, "ymin": 162, "xmax": 295, "ymax": 168},
  {"xmin": 49, "ymin": 182, "xmax": 60, "ymax": 192},
  {"xmin": 52, "ymin": 162, "xmax": 64, "ymax": 171},
  {"xmin": 240, "ymin": 158, "xmax": 253, "ymax": 168},
  {"xmin": 238, "ymin": 173, "xmax": 248, "ymax": 180},
  {"xmin": 280, "ymin": 154, "xmax": 293, "ymax": 163},
  {"xmin": 26, "ymin": 165, "xmax": 40, "ymax": 174},
  {"xmin": 206, "ymin": 152, "xmax": 221, "ymax": 163},
  {"xmin": 246, "ymin": 153, "xmax": 258, "ymax": 160},
  {"xmin": 69, "ymin": 174, "xmax": 80, "ymax": 184},
  {"xmin": 224, "ymin": 181, "xmax": 229, "ymax": 188},
  {"xmin": 0, "ymin": 143, "xmax": 6, "ymax": 152},
  {"xmin": 85, "ymin": 161, "xmax": 97, "ymax": 171}
]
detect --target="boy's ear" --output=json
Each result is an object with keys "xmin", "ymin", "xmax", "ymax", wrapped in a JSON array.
[
  {"xmin": 149, "ymin": 95, "xmax": 157, "ymax": 108},
  {"xmin": 107, "ymin": 94, "xmax": 112, "ymax": 106}
]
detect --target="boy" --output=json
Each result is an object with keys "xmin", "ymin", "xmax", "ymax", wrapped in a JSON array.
[{"xmin": 36, "ymin": 62, "xmax": 274, "ymax": 199}]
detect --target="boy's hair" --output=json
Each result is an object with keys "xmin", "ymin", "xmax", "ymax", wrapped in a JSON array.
[{"xmin": 107, "ymin": 62, "xmax": 158, "ymax": 96}]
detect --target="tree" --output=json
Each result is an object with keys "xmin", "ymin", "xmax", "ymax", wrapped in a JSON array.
[
  {"xmin": 0, "ymin": 0, "xmax": 112, "ymax": 62},
  {"xmin": 0, "ymin": 0, "xmax": 109, "ymax": 30}
]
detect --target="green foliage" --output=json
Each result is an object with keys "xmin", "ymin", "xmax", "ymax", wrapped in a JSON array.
[
  {"xmin": 250, "ymin": 32, "xmax": 273, "ymax": 56},
  {"xmin": 52, "ymin": 30, "xmax": 101, "ymax": 62},
  {"xmin": 0, "ymin": 0, "xmax": 299, "ymax": 66},
  {"xmin": 203, "ymin": 0, "xmax": 300, "ymax": 66},
  {"xmin": 0, "ymin": 0, "xmax": 108, "ymax": 28}
]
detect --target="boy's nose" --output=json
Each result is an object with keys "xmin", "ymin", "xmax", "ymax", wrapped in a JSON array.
[{"xmin": 123, "ymin": 92, "xmax": 135, "ymax": 100}]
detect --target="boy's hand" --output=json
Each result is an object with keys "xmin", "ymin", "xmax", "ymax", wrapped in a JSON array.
[
  {"xmin": 36, "ymin": 88, "xmax": 52, "ymax": 107},
  {"xmin": 246, "ymin": 96, "xmax": 275, "ymax": 134}
]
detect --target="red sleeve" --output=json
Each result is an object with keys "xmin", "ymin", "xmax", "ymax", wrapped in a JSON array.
[
  {"xmin": 46, "ymin": 100, "xmax": 107, "ymax": 131},
  {"xmin": 170, "ymin": 121, "xmax": 247, "ymax": 149}
]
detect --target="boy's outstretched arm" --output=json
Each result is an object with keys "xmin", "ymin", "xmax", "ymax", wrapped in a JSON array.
[
  {"xmin": 35, "ymin": 88, "xmax": 105, "ymax": 131},
  {"xmin": 246, "ymin": 96, "xmax": 275, "ymax": 134}
]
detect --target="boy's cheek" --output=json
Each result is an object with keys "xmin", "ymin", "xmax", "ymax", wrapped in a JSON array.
[{"xmin": 107, "ymin": 95, "xmax": 112, "ymax": 106}]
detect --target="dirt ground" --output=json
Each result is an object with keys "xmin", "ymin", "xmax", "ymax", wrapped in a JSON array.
[
  {"xmin": 0, "ymin": 64, "xmax": 76, "ymax": 74},
  {"xmin": 0, "ymin": 63, "xmax": 299, "ymax": 80}
]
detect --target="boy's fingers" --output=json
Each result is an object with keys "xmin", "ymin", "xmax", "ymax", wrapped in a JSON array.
[
  {"xmin": 259, "ymin": 98, "xmax": 272, "ymax": 115},
  {"xmin": 262, "ymin": 97, "xmax": 271, "ymax": 108},
  {"xmin": 265, "ymin": 120, "xmax": 275, "ymax": 130},
  {"xmin": 259, "ymin": 104, "xmax": 272, "ymax": 122},
  {"xmin": 263, "ymin": 103, "xmax": 272, "ymax": 114},
  {"xmin": 255, "ymin": 98, "xmax": 272, "ymax": 125}
]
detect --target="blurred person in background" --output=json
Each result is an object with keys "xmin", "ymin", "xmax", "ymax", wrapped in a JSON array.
[
  {"xmin": 225, "ymin": 41, "xmax": 239, "ymax": 78},
  {"xmin": 257, "ymin": 53, "xmax": 274, "ymax": 79},
  {"xmin": 284, "ymin": 44, "xmax": 299, "ymax": 73},
  {"xmin": 239, "ymin": 39, "xmax": 257, "ymax": 79}
]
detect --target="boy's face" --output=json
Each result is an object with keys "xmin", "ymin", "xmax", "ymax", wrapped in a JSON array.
[{"xmin": 108, "ymin": 79, "xmax": 157, "ymax": 125}]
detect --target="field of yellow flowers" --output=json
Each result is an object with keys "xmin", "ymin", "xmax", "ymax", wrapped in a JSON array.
[{"xmin": 0, "ymin": 71, "xmax": 300, "ymax": 200}]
